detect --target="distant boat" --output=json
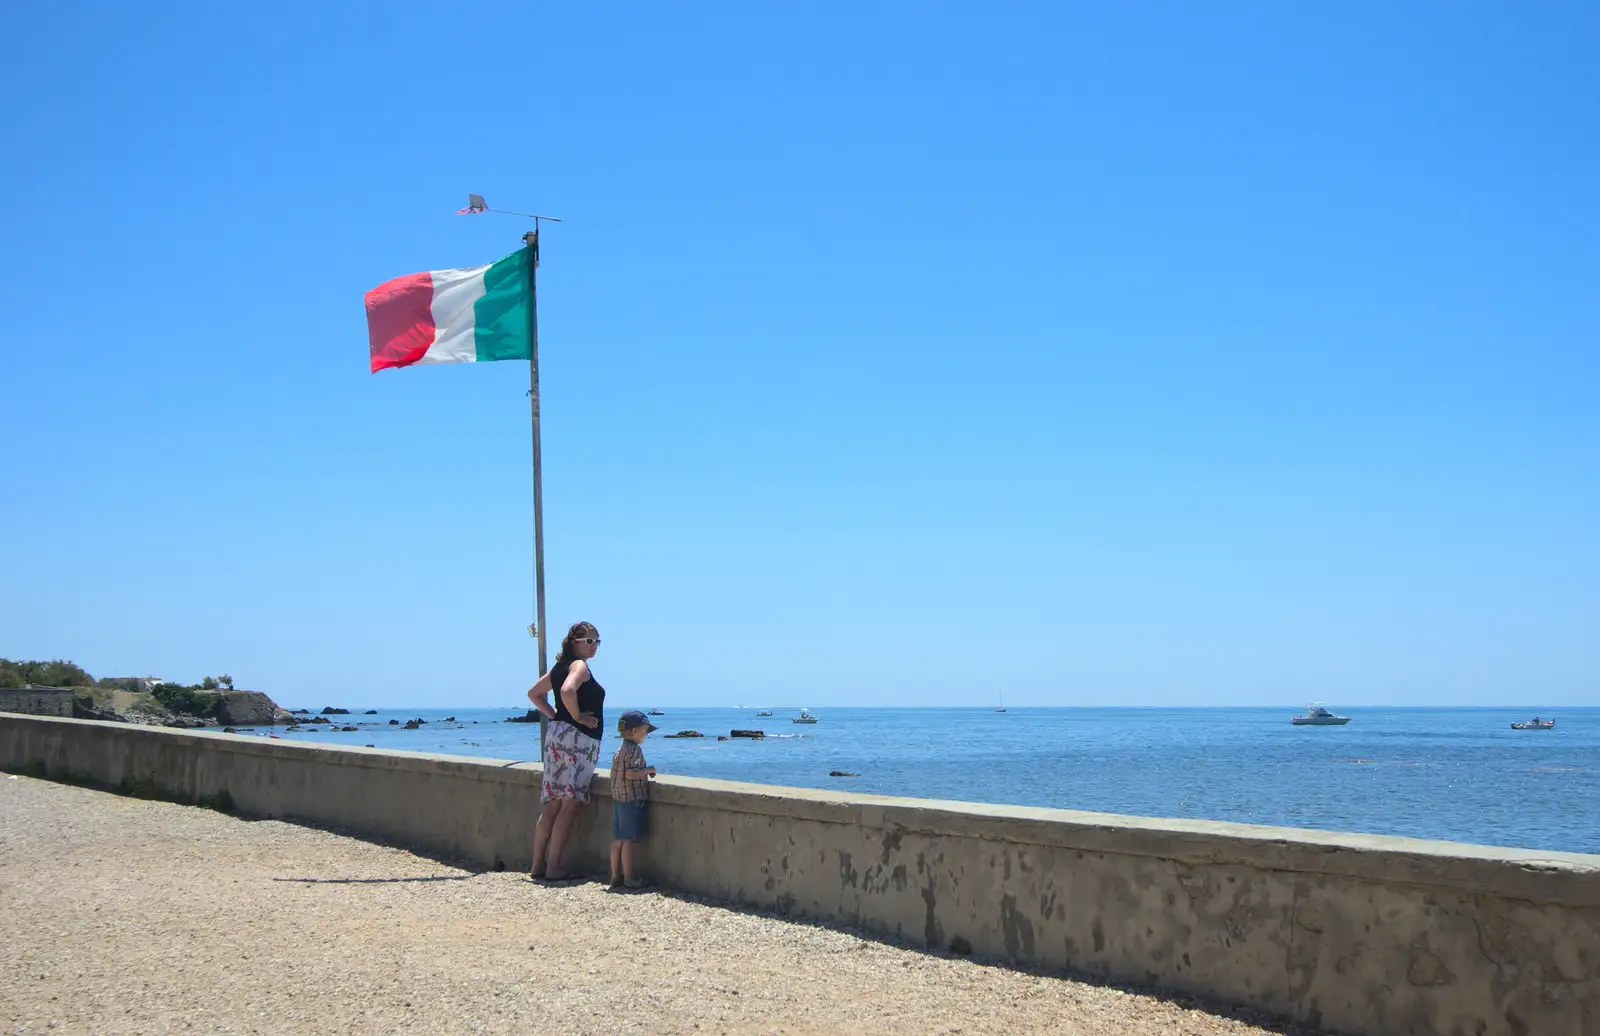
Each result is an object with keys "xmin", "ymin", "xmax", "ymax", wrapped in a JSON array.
[
  {"xmin": 1291, "ymin": 703, "xmax": 1351, "ymax": 726},
  {"xmin": 793, "ymin": 708, "xmax": 818, "ymax": 725},
  {"xmin": 646, "ymin": 709, "xmax": 665, "ymax": 716},
  {"xmin": 1511, "ymin": 717, "xmax": 1554, "ymax": 730},
  {"xmin": 756, "ymin": 709, "xmax": 772, "ymax": 717},
  {"xmin": 996, "ymin": 689, "xmax": 1006, "ymax": 713}
]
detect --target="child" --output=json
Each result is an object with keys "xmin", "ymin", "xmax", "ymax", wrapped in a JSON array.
[{"xmin": 609, "ymin": 709, "xmax": 658, "ymax": 888}]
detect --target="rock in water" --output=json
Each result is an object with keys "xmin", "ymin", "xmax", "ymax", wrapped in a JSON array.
[
  {"xmin": 829, "ymin": 770, "xmax": 860, "ymax": 778},
  {"xmin": 213, "ymin": 691, "xmax": 285, "ymax": 727},
  {"xmin": 662, "ymin": 730, "xmax": 704, "ymax": 739},
  {"xmin": 388, "ymin": 719, "xmax": 400, "ymax": 726},
  {"xmin": 730, "ymin": 729, "xmax": 765, "ymax": 739},
  {"xmin": 321, "ymin": 707, "xmax": 350, "ymax": 715},
  {"xmin": 403, "ymin": 719, "xmax": 421, "ymax": 730},
  {"xmin": 363, "ymin": 709, "xmax": 378, "ymax": 715}
]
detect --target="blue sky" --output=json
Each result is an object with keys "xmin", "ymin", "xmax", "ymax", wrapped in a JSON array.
[{"xmin": 2, "ymin": 2, "xmax": 1595, "ymax": 708}]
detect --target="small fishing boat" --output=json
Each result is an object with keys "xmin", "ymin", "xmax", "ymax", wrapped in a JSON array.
[
  {"xmin": 756, "ymin": 709, "xmax": 772, "ymax": 717},
  {"xmin": 1291, "ymin": 703, "xmax": 1351, "ymax": 726},
  {"xmin": 792, "ymin": 708, "xmax": 818, "ymax": 724},
  {"xmin": 646, "ymin": 709, "xmax": 665, "ymax": 716},
  {"xmin": 1511, "ymin": 717, "xmax": 1555, "ymax": 730}
]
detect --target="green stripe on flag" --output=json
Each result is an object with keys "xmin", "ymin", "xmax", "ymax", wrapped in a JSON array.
[{"xmin": 472, "ymin": 249, "xmax": 533, "ymax": 362}]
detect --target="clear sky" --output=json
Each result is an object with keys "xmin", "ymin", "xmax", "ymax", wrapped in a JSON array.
[{"xmin": 2, "ymin": 3, "xmax": 1595, "ymax": 708}]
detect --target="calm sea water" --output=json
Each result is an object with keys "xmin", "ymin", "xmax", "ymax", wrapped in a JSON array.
[{"xmin": 267, "ymin": 706, "xmax": 1600, "ymax": 856}]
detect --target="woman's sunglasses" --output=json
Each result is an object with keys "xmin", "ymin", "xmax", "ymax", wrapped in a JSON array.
[{"xmin": 575, "ymin": 636, "xmax": 601, "ymax": 646}]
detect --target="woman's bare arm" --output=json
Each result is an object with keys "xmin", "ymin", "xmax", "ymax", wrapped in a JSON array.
[
  {"xmin": 559, "ymin": 660, "xmax": 596, "ymax": 726},
  {"xmin": 526, "ymin": 671, "xmax": 557, "ymax": 718}
]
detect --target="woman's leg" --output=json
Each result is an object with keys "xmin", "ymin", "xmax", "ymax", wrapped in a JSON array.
[
  {"xmin": 609, "ymin": 840, "xmax": 623, "ymax": 884},
  {"xmin": 530, "ymin": 799, "xmax": 561, "ymax": 876},
  {"xmin": 544, "ymin": 800, "xmax": 582, "ymax": 879},
  {"xmin": 620, "ymin": 840, "xmax": 636, "ymax": 884}
]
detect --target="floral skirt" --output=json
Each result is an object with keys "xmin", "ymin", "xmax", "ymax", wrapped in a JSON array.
[{"xmin": 541, "ymin": 720, "xmax": 600, "ymax": 803}]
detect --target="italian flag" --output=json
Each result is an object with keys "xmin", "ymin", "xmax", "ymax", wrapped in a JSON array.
[{"xmin": 364, "ymin": 248, "xmax": 533, "ymax": 373}]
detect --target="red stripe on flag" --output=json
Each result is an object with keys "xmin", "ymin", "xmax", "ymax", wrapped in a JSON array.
[{"xmin": 365, "ymin": 271, "xmax": 436, "ymax": 373}]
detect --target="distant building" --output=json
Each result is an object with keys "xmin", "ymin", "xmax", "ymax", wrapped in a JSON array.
[{"xmin": 102, "ymin": 677, "xmax": 163, "ymax": 692}]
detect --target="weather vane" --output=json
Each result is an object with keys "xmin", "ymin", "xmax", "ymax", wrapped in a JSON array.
[{"xmin": 457, "ymin": 194, "xmax": 562, "ymax": 233}]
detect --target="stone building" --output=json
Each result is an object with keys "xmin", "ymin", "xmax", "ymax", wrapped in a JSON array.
[{"xmin": 0, "ymin": 685, "xmax": 75, "ymax": 718}]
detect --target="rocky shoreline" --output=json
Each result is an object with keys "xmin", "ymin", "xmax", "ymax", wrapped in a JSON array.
[{"xmin": 73, "ymin": 689, "xmax": 301, "ymax": 730}]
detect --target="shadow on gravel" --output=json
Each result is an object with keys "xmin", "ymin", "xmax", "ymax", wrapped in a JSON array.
[
  {"xmin": 649, "ymin": 888, "xmax": 1329, "ymax": 1036},
  {"xmin": 272, "ymin": 875, "xmax": 474, "ymax": 885}
]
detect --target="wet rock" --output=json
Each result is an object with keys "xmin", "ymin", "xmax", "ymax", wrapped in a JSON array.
[
  {"xmin": 223, "ymin": 727, "xmax": 239, "ymax": 734},
  {"xmin": 829, "ymin": 770, "xmax": 860, "ymax": 778},
  {"xmin": 505, "ymin": 712, "xmax": 540, "ymax": 723},
  {"xmin": 663, "ymin": 730, "xmax": 704, "ymax": 739},
  {"xmin": 443, "ymin": 716, "xmax": 456, "ymax": 723},
  {"xmin": 404, "ymin": 720, "xmax": 421, "ymax": 730},
  {"xmin": 340, "ymin": 726, "xmax": 359, "ymax": 732},
  {"xmin": 730, "ymin": 729, "xmax": 765, "ymax": 739},
  {"xmin": 388, "ymin": 719, "xmax": 400, "ymax": 725},
  {"xmin": 363, "ymin": 710, "xmax": 378, "ymax": 715},
  {"xmin": 321, "ymin": 707, "xmax": 350, "ymax": 715}
]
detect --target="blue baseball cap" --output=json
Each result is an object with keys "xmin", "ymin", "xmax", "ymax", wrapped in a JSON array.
[{"xmin": 617, "ymin": 709, "xmax": 658, "ymax": 733}]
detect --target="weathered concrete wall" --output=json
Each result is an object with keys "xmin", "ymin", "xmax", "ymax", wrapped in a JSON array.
[
  {"xmin": 3, "ymin": 714, "xmax": 1596, "ymax": 1036},
  {"xmin": 0, "ymin": 687, "xmax": 74, "ymax": 717}
]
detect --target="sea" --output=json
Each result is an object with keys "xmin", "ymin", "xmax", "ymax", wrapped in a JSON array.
[{"xmin": 263, "ymin": 705, "xmax": 1600, "ymax": 856}]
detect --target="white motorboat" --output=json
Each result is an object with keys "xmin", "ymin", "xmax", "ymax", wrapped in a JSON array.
[{"xmin": 1291, "ymin": 703, "xmax": 1351, "ymax": 726}]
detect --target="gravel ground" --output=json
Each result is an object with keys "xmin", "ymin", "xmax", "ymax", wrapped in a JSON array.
[{"xmin": 1, "ymin": 776, "xmax": 1319, "ymax": 1036}]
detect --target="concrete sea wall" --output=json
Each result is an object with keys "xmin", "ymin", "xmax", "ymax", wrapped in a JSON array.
[{"xmin": 3, "ymin": 714, "xmax": 1596, "ymax": 1036}]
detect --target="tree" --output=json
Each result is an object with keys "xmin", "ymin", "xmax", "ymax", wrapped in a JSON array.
[
  {"xmin": 0, "ymin": 660, "xmax": 24, "ymax": 689},
  {"xmin": 200, "ymin": 676, "xmax": 219, "ymax": 691},
  {"xmin": 218, "ymin": 674, "xmax": 235, "ymax": 690}
]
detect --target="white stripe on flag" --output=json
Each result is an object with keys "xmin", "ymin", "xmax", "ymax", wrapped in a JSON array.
[{"xmin": 419, "ymin": 263, "xmax": 490, "ymax": 364}]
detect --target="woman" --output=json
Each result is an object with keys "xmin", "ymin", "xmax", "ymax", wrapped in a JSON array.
[{"xmin": 526, "ymin": 621, "xmax": 605, "ymax": 880}]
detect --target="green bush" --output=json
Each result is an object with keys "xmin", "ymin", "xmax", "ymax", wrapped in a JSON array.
[
  {"xmin": 0, "ymin": 658, "xmax": 95, "ymax": 689},
  {"xmin": 150, "ymin": 683, "xmax": 222, "ymax": 718}
]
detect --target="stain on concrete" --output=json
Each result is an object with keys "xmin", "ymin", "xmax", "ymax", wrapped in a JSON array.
[
  {"xmin": 879, "ymin": 827, "xmax": 902, "ymax": 865},
  {"xmin": 922, "ymin": 881, "xmax": 943, "ymax": 949},
  {"xmin": 999, "ymin": 894, "xmax": 1036, "ymax": 960},
  {"xmin": 1092, "ymin": 917, "xmax": 1105, "ymax": 953},
  {"xmin": 837, "ymin": 850, "xmax": 858, "ymax": 889},
  {"xmin": 1407, "ymin": 943, "xmax": 1455, "ymax": 987}
]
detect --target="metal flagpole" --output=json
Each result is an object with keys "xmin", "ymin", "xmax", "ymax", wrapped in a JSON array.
[
  {"xmin": 524, "ymin": 226, "xmax": 550, "ymax": 759},
  {"xmin": 457, "ymin": 196, "xmax": 560, "ymax": 759}
]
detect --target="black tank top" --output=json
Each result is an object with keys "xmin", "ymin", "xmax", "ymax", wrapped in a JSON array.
[{"xmin": 549, "ymin": 659, "xmax": 604, "ymax": 741}]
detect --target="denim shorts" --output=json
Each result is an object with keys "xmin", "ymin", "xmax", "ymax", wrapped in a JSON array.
[{"xmin": 611, "ymin": 799, "xmax": 647, "ymax": 841}]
